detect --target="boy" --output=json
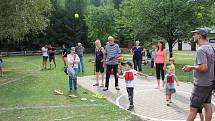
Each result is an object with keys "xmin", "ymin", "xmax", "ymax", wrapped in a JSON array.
[
  {"xmin": 120, "ymin": 61, "xmax": 144, "ymax": 111},
  {"xmin": 164, "ymin": 63, "xmax": 179, "ymax": 106},
  {"xmin": 0, "ymin": 55, "xmax": 3, "ymax": 77}
]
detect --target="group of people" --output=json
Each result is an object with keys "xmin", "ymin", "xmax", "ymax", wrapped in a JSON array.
[{"xmin": 41, "ymin": 44, "xmax": 56, "ymax": 69}]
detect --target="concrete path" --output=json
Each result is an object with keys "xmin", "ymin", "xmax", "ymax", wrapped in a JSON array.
[{"xmin": 78, "ymin": 75, "xmax": 215, "ymax": 121}]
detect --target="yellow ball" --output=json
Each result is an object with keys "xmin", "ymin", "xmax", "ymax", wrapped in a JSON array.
[{"xmin": 74, "ymin": 13, "xmax": 79, "ymax": 19}]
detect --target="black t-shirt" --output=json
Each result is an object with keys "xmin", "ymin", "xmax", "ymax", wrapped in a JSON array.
[
  {"xmin": 62, "ymin": 48, "xmax": 68, "ymax": 57},
  {"xmin": 48, "ymin": 47, "xmax": 55, "ymax": 56},
  {"xmin": 132, "ymin": 46, "xmax": 143, "ymax": 59}
]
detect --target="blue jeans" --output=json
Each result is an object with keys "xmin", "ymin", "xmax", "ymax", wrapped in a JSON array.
[
  {"xmin": 68, "ymin": 68, "xmax": 78, "ymax": 92},
  {"xmin": 78, "ymin": 55, "xmax": 84, "ymax": 72}
]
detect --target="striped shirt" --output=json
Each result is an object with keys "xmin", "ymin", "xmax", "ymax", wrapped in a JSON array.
[{"xmin": 105, "ymin": 43, "xmax": 121, "ymax": 65}]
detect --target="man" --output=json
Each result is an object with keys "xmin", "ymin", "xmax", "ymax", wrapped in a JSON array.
[
  {"xmin": 130, "ymin": 41, "xmax": 144, "ymax": 71},
  {"xmin": 41, "ymin": 44, "xmax": 48, "ymax": 69},
  {"xmin": 103, "ymin": 36, "xmax": 121, "ymax": 91},
  {"xmin": 76, "ymin": 42, "xmax": 85, "ymax": 73},
  {"xmin": 48, "ymin": 44, "xmax": 56, "ymax": 69},
  {"xmin": 183, "ymin": 29, "xmax": 215, "ymax": 121}
]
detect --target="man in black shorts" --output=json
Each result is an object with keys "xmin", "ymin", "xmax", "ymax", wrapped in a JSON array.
[
  {"xmin": 183, "ymin": 29, "xmax": 215, "ymax": 121},
  {"xmin": 48, "ymin": 44, "xmax": 56, "ymax": 69}
]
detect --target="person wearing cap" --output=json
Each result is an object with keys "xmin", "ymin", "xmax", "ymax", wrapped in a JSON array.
[
  {"xmin": 120, "ymin": 61, "xmax": 144, "ymax": 111},
  {"xmin": 183, "ymin": 29, "xmax": 215, "ymax": 121},
  {"xmin": 67, "ymin": 47, "xmax": 80, "ymax": 94},
  {"xmin": 103, "ymin": 36, "xmax": 121, "ymax": 91},
  {"xmin": 75, "ymin": 42, "xmax": 85, "ymax": 73}
]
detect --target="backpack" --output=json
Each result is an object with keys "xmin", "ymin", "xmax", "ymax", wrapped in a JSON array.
[{"xmin": 125, "ymin": 72, "xmax": 134, "ymax": 80}]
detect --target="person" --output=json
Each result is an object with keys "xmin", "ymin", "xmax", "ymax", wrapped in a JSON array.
[
  {"xmin": 41, "ymin": 45, "xmax": 48, "ymax": 69},
  {"xmin": 76, "ymin": 42, "xmax": 85, "ymax": 73},
  {"xmin": 164, "ymin": 63, "xmax": 179, "ymax": 106},
  {"xmin": 93, "ymin": 39, "xmax": 105, "ymax": 87},
  {"xmin": 131, "ymin": 41, "xmax": 144, "ymax": 71},
  {"xmin": 67, "ymin": 47, "xmax": 80, "ymax": 94},
  {"xmin": 0, "ymin": 55, "xmax": 3, "ymax": 77},
  {"xmin": 103, "ymin": 36, "xmax": 121, "ymax": 91},
  {"xmin": 183, "ymin": 29, "xmax": 215, "ymax": 121},
  {"xmin": 48, "ymin": 44, "xmax": 56, "ymax": 69},
  {"xmin": 150, "ymin": 45, "xmax": 156, "ymax": 68},
  {"xmin": 169, "ymin": 57, "xmax": 175, "ymax": 70},
  {"xmin": 62, "ymin": 44, "xmax": 68, "ymax": 67},
  {"xmin": 154, "ymin": 40, "xmax": 166, "ymax": 89},
  {"xmin": 120, "ymin": 61, "xmax": 144, "ymax": 111}
]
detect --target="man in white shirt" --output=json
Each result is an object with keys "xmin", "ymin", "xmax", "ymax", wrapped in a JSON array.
[{"xmin": 41, "ymin": 45, "xmax": 48, "ymax": 69}]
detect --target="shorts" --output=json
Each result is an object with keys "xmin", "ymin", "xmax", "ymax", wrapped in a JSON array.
[
  {"xmin": 49, "ymin": 56, "xmax": 55, "ymax": 62},
  {"xmin": 165, "ymin": 88, "xmax": 176, "ymax": 95},
  {"xmin": 96, "ymin": 61, "xmax": 104, "ymax": 73},
  {"xmin": 190, "ymin": 85, "xmax": 212, "ymax": 109},
  {"xmin": 43, "ymin": 56, "xmax": 48, "ymax": 61}
]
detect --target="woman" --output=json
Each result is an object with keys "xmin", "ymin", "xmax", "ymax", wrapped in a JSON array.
[
  {"xmin": 67, "ymin": 47, "xmax": 80, "ymax": 93},
  {"xmin": 154, "ymin": 40, "xmax": 166, "ymax": 89},
  {"xmin": 131, "ymin": 41, "xmax": 144, "ymax": 71},
  {"xmin": 93, "ymin": 40, "xmax": 105, "ymax": 87},
  {"xmin": 62, "ymin": 44, "xmax": 68, "ymax": 67}
]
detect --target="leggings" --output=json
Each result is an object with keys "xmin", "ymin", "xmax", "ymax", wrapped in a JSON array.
[
  {"xmin": 127, "ymin": 87, "xmax": 134, "ymax": 106},
  {"xmin": 155, "ymin": 63, "xmax": 165, "ymax": 80}
]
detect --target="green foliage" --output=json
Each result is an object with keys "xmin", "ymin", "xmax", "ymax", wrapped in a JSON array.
[
  {"xmin": 85, "ymin": 5, "xmax": 118, "ymax": 44},
  {"xmin": 0, "ymin": 0, "xmax": 52, "ymax": 40}
]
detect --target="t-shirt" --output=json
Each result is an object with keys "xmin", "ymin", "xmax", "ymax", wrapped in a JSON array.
[
  {"xmin": 155, "ymin": 50, "xmax": 165, "ymax": 64},
  {"xmin": 76, "ymin": 46, "xmax": 84, "ymax": 56},
  {"xmin": 194, "ymin": 43, "xmax": 215, "ymax": 86},
  {"xmin": 132, "ymin": 46, "xmax": 143, "ymax": 60},
  {"xmin": 164, "ymin": 73, "xmax": 177, "ymax": 89},
  {"xmin": 48, "ymin": 47, "xmax": 55, "ymax": 56},
  {"xmin": 105, "ymin": 43, "xmax": 121, "ymax": 65},
  {"xmin": 123, "ymin": 69, "xmax": 138, "ymax": 87},
  {"xmin": 62, "ymin": 48, "xmax": 68, "ymax": 57},
  {"xmin": 41, "ymin": 47, "xmax": 48, "ymax": 57}
]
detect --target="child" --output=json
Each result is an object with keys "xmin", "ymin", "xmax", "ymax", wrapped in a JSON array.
[
  {"xmin": 169, "ymin": 57, "xmax": 175, "ymax": 71},
  {"xmin": 164, "ymin": 63, "xmax": 179, "ymax": 106},
  {"xmin": 0, "ymin": 55, "xmax": 3, "ymax": 77},
  {"xmin": 120, "ymin": 61, "xmax": 144, "ymax": 111}
]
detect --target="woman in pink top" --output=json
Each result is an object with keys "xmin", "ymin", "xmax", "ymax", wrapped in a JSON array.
[{"xmin": 154, "ymin": 41, "xmax": 166, "ymax": 89}]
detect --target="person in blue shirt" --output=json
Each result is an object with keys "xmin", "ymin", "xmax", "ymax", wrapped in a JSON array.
[{"xmin": 150, "ymin": 45, "xmax": 156, "ymax": 68}]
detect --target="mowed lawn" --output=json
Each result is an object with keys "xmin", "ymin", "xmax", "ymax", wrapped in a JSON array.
[{"xmin": 0, "ymin": 55, "xmax": 140, "ymax": 121}]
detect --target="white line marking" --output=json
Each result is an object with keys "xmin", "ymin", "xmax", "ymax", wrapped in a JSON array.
[{"xmin": 116, "ymin": 89, "xmax": 215, "ymax": 121}]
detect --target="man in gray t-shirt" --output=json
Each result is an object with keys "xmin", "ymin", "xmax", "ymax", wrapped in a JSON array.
[
  {"xmin": 183, "ymin": 29, "xmax": 215, "ymax": 121},
  {"xmin": 76, "ymin": 43, "xmax": 85, "ymax": 73}
]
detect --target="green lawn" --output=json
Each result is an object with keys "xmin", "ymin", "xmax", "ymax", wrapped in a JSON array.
[{"xmin": 0, "ymin": 55, "xmax": 140, "ymax": 121}]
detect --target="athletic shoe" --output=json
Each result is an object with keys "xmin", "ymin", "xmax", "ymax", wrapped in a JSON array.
[
  {"xmin": 115, "ymin": 87, "xmax": 120, "ymax": 90},
  {"xmin": 166, "ymin": 100, "xmax": 170, "ymax": 106},
  {"xmin": 127, "ymin": 105, "xmax": 134, "ymax": 111},
  {"xmin": 103, "ymin": 88, "xmax": 108, "ymax": 91}
]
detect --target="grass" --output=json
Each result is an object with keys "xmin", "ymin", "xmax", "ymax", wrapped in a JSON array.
[{"xmin": 0, "ymin": 55, "xmax": 140, "ymax": 121}]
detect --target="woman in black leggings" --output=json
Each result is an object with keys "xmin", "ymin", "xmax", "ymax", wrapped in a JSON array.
[{"xmin": 154, "ymin": 41, "xmax": 166, "ymax": 89}]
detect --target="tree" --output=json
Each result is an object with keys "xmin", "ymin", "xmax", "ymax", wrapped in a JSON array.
[
  {"xmin": 85, "ymin": 5, "xmax": 118, "ymax": 44},
  {"xmin": 119, "ymin": 0, "xmax": 215, "ymax": 57},
  {"xmin": 0, "ymin": 0, "xmax": 52, "ymax": 40}
]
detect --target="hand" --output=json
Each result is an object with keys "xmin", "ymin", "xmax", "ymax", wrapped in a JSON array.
[{"xmin": 182, "ymin": 65, "xmax": 192, "ymax": 72}]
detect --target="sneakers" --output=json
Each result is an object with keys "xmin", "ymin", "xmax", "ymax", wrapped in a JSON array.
[
  {"xmin": 166, "ymin": 100, "xmax": 170, "ymax": 106},
  {"xmin": 115, "ymin": 86, "xmax": 120, "ymax": 90},
  {"xmin": 103, "ymin": 88, "xmax": 108, "ymax": 91},
  {"xmin": 127, "ymin": 105, "xmax": 134, "ymax": 111}
]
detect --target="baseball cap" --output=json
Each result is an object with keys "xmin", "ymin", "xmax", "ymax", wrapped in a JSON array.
[
  {"xmin": 121, "ymin": 61, "xmax": 133, "ymax": 67},
  {"xmin": 191, "ymin": 28, "xmax": 208, "ymax": 37}
]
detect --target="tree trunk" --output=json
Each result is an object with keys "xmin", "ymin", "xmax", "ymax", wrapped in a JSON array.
[
  {"xmin": 168, "ymin": 41, "xmax": 173, "ymax": 58},
  {"xmin": 178, "ymin": 39, "xmax": 182, "ymax": 51}
]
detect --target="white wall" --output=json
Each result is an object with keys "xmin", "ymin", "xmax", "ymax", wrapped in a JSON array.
[{"xmin": 165, "ymin": 42, "xmax": 193, "ymax": 51}]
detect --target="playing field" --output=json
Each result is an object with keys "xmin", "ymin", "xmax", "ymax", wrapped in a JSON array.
[
  {"xmin": 0, "ymin": 55, "xmax": 139, "ymax": 121},
  {"xmin": 0, "ymin": 51, "xmax": 195, "ymax": 121}
]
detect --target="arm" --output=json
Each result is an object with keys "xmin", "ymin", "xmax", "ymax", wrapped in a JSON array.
[{"xmin": 163, "ymin": 49, "xmax": 167, "ymax": 69}]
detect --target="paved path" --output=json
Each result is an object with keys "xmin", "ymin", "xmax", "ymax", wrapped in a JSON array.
[{"xmin": 78, "ymin": 75, "xmax": 215, "ymax": 121}]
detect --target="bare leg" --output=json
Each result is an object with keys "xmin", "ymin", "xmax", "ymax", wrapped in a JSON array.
[
  {"xmin": 203, "ymin": 104, "xmax": 212, "ymax": 121},
  {"xmin": 157, "ymin": 79, "xmax": 160, "ymax": 89},
  {"xmin": 186, "ymin": 107, "xmax": 198, "ymax": 121},
  {"xmin": 95, "ymin": 72, "xmax": 99, "ymax": 84},
  {"xmin": 199, "ymin": 113, "xmax": 204, "ymax": 121}
]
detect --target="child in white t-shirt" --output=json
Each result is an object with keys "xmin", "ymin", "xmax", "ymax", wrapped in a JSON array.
[{"xmin": 120, "ymin": 61, "xmax": 145, "ymax": 111}]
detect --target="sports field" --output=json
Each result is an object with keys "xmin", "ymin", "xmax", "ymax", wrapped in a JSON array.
[{"xmin": 0, "ymin": 51, "xmax": 195, "ymax": 121}]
